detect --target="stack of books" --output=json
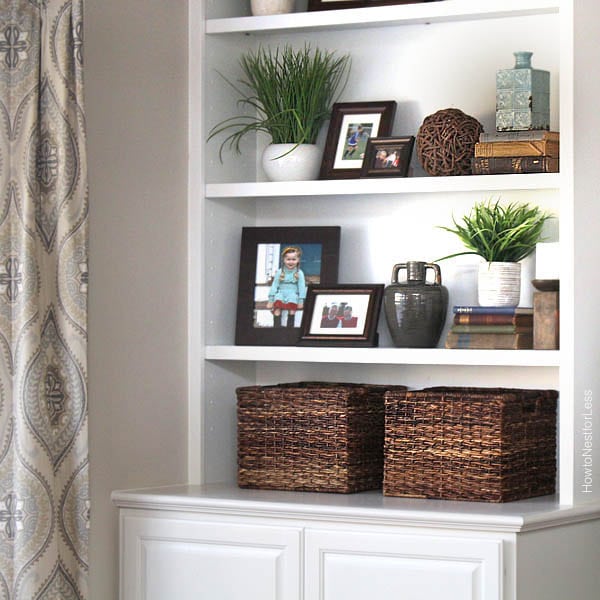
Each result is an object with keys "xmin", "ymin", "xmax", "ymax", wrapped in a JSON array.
[
  {"xmin": 445, "ymin": 306, "xmax": 534, "ymax": 349},
  {"xmin": 472, "ymin": 130, "xmax": 559, "ymax": 175}
]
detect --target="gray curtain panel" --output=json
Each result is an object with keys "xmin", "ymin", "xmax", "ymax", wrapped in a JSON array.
[{"xmin": 0, "ymin": 0, "xmax": 88, "ymax": 598}]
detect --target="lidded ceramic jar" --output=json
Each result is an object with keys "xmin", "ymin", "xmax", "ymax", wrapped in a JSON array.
[{"xmin": 496, "ymin": 51, "xmax": 550, "ymax": 131}]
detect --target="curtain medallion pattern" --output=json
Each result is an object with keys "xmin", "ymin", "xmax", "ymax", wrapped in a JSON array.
[{"xmin": 0, "ymin": 0, "xmax": 88, "ymax": 598}]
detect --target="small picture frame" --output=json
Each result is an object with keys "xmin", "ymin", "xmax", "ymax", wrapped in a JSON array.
[
  {"xmin": 298, "ymin": 284, "xmax": 384, "ymax": 347},
  {"xmin": 235, "ymin": 226, "xmax": 341, "ymax": 346},
  {"xmin": 360, "ymin": 136, "xmax": 415, "ymax": 178},
  {"xmin": 319, "ymin": 101, "xmax": 397, "ymax": 180},
  {"xmin": 308, "ymin": 0, "xmax": 434, "ymax": 11}
]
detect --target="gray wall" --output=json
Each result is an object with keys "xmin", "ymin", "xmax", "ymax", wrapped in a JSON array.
[{"xmin": 85, "ymin": 1, "xmax": 189, "ymax": 597}]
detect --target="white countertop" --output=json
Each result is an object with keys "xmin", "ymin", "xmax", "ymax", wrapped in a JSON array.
[{"xmin": 112, "ymin": 482, "xmax": 600, "ymax": 533}]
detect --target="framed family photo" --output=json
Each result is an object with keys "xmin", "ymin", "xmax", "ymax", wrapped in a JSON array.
[
  {"xmin": 308, "ymin": 0, "xmax": 436, "ymax": 11},
  {"xmin": 319, "ymin": 101, "xmax": 397, "ymax": 180},
  {"xmin": 360, "ymin": 136, "xmax": 415, "ymax": 178},
  {"xmin": 298, "ymin": 284, "xmax": 384, "ymax": 347},
  {"xmin": 235, "ymin": 226, "xmax": 341, "ymax": 346}
]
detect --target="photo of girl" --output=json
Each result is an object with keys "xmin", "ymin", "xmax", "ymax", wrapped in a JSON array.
[
  {"xmin": 252, "ymin": 242, "xmax": 324, "ymax": 329},
  {"xmin": 341, "ymin": 123, "xmax": 371, "ymax": 160},
  {"xmin": 236, "ymin": 226, "xmax": 340, "ymax": 346},
  {"xmin": 267, "ymin": 246, "xmax": 306, "ymax": 328},
  {"xmin": 343, "ymin": 125, "xmax": 366, "ymax": 159},
  {"xmin": 332, "ymin": 114, "xmax": 381, "ymax": 171}
]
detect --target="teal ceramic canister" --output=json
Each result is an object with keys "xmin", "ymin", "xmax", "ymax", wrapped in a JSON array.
[
  {"xmin": 496, "ymin": 51, "xmax": 550, "ymax": 131},
  {"xmin": 384, "ymin": 261, "xmax": 448, "ymax": 348}
]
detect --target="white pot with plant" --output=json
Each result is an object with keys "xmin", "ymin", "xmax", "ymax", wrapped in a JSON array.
[
  {"xmin": 208, "ymin": 45, "xmax": 350, "ymax": 182},
  {"xmin": 438, "ymin": 199, "xmax": 553, "ymax": 307},
  {"xmin": 250, "ymin": 0, "xmax": 295, "ymax": 16}
]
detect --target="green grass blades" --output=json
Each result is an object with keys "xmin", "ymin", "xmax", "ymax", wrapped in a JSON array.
[
  {"xmin": 208, "ymin": 45, "xmax": 351, "ymax": 161},
  {"xmin": 438, "ymin": 199, "xmax": 554, "ymax": 263}
]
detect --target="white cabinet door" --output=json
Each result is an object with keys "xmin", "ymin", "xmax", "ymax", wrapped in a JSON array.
[
  {"xmin": 120, "ymin": 513, "xmax": 302, "ymax": 600},
  {"xmin": 305, "ymin": 528, "xmax": 503, "ymax": 600}
]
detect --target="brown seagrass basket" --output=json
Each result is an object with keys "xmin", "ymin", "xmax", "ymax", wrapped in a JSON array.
[
  {"xmin": 237, "ymin": 382, "xmax": 406, "ymax": 493},
  {"xmin": 384, "ymin": 387, "xmax": 558, "ymax": 503}
]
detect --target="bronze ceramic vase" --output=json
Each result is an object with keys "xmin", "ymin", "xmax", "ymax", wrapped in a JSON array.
[{"xmin": 384, "ymin": 261, "xmax": 448, "ymax": 348}]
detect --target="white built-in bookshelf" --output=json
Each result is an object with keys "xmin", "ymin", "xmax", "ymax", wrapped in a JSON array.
[{"xmin": 187, "ymin": 0, "xmax": 600, "ymax": 506}]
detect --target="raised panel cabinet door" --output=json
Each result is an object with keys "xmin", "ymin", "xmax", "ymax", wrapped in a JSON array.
[
  {"xmin": 120, "ymin": 513, "xmax": 302, "ymax": 600},
  {"xmin": 305, "ymin": 529, "xmax": 503, "ymax": 600}
]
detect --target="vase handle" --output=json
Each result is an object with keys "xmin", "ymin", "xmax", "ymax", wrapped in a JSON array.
[
  {"xmin": 391, "ymin": 261, "xmax": 438, "ymax": 284},
  {"xmin": 391, "ymin": 263, "xmax": 406, "ymax": 283},
  {"xmin": 425, "ymin": 263, "xmax": 442, "ymax": 285}
]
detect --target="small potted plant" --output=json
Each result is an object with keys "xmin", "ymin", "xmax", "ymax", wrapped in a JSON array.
[
  {"xmin": 207, "ymin": 44, "xmax": 350, "ymax": 181},
  {"xmin": 438, "ymin": 199, "xmax": 553, "ymax": 306},
  {"xmin": 250, "ymin": 0, "xmax": 295, "ymax": 16}
]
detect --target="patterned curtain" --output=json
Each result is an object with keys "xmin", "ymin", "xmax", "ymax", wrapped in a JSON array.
[{"xmin": 0, "ymin": 1, "xmax": 88, "ymax": 598}]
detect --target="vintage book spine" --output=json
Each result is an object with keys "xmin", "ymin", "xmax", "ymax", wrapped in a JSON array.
[
  {"xmin": 450, "ymin": 324, "xmax": 533, "ymax": 334},
  {"xmin": 453, "ymin": 313, "xmax": 533, "ymax": 326},
  {"xmin": 479, "ymin": 130, "xmax": 560, "ymax": 143},
  {"xmin": 453, "ymin": 306, "xmax": 534, "ymax": 315},
  {"xmin": 472, "ymin": 156, "xmax": 559, "ymax": 175},
  {"xmin": 474, "ymin": 140, "xmax": 559, "ymax": 158},
  {"xmin": 533, "ymin": 291, "xmax": 560, "ymax": 350},
  {"xmin": 445, "ymin": 332, "xmax": 534, "ymax": 350}
]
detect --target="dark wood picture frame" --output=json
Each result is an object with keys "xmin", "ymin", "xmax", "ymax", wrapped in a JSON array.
[
  {"xmin": 319, "ymin": 101, "xmax": 397, "ymax": 180},
  {"xmin": 308, "ymin": 0, "xmax": 436, "ymax": 11},
  {"xmin": 298, "ymin": 284, "xmax": 384, "ymax": 347},
  {"xmin": 235, "ymin": 226, "xmax": 341, "ymax": 346},
  {"xmin": 360, "ymin": 136, "xmax": 415, "ymax": 178}
]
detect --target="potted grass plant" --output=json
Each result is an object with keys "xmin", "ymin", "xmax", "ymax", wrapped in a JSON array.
[
  {"xmin": 251, "ymin": 0, "xmax": 294, "ymax": 16},
  {"xmin": 207, "ymin": 44, "xmax": 351, "ymax": 181},
  {"xmin": 438, "ymin": 199, "xmax": 553, "ymax": 306}
]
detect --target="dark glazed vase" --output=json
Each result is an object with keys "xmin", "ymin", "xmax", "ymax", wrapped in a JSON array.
[{"xmin": 384, "ymin": 261, "xmax": 448, "ymax": 348}]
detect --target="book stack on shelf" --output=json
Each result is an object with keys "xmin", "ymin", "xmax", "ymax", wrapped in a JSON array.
[
  {"xmin": 445, "ymin": 306, "xmax": 534, "ymax": 349},
  {"xmin": 472, "ymin": 130, "xmax": 559, "ymax": 175}
]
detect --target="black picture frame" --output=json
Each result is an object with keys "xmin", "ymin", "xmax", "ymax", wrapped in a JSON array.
[
  {"xmin": 319, "ymin": 101, "xmax": 397, "ymax": 180},
  {"xmin": 308, "ymin": 0, "xmax": 436, "ymax": 11},
  {"xmin": 298, "ymin": 284, "xmax": 384, "ymax": 347},
  {"xmin": 360, "ymin": 136, "xmax": 415, "ymax": 178},
  {"xmin": 235, "ymin": 227, "xmax": 341, "ymax": 346}
]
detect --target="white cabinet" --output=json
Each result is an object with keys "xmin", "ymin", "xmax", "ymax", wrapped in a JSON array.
[
  {"xmin": 119, "ymin": 510, "xmax": 302, "ymax": 600},
  {"xmin": 305, "ymin": 528, "xmax": 503, "ymax": 600},
  {"xmin": 112, "ymin": 485, "xmax": 600, "ymax": 600}
]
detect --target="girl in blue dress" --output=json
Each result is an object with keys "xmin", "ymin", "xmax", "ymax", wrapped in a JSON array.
[{"xmin": 267, "ymin": 246, "xmax": 307, "ymax": 328}]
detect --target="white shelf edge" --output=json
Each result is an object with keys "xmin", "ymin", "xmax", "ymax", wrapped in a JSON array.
[
  {"xmin": 205, "ymin": 345, "xmax": 560, "ymax": 367},
  {"xmin": 205, "ymin": 173, "xmax": 560, "ymax": 199},
  {"xmin": 112, "ymin": 484, "xmax": 600, "ymax": 533},
  {"xmin": 206, "ymin": 0, "xmax": 559, "ymax": 35}
]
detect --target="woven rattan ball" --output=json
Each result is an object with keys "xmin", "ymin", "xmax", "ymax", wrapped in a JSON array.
[{"xmin": 416, "ymin": 108, "xmax": 483, "ymax": 176}]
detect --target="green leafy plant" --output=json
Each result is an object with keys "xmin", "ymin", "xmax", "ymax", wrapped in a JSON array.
[
  {"xmin": 437, "ymin": 199, "xmax": 553, "ymax": 263},
  {"xmin": 207, "ymin": 44, "xmax": 351, "ymax": 161}
]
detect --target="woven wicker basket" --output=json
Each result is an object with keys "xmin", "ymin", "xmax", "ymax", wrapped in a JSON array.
[
  {"xmin": 384, "ymin": 387, "xmax": 558, "ymax": 503},
  {"xmin": 237, "ymin": 382, "xmax": 406, "ymax": 493}
]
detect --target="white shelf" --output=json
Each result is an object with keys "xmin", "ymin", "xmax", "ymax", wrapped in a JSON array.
[
  {"xmin": 206, "ymin": 173, "xmax": 560, "ymax": 199},
  {"xmin": 113, "ymin": 483, "xmax": 600, "ymax": 533},
  {"xmin": 205, "ymin": 345, "xmax": 560, "ymax": 367},
  {"xmin": 207, "ymin": 0, "xmax": 559, "ymax": 35}
]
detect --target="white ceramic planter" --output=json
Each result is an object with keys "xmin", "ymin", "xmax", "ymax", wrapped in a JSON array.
[
  {"xmin": 261, "ymin": 144, "xmax": 321, "ymax": 182},
  {"xmin": 478, "ymin": 261, "xmax": 521, "ymax": 307},
  {"xmin": 251, "ymin": 0, "xmax": 294, "ymax": 16}
]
